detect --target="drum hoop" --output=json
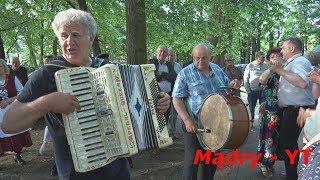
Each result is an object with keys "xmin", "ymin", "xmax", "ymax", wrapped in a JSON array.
[{"xmin": 198, "ymin": 93, "xmax": 233, "ymax": 151}]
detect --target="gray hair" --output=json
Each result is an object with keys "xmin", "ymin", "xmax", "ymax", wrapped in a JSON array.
[
  {"xmin": 51, "ymin": 8, "xmax": 97, "ymax": 39},
  {"xmin": 156, "ymin": 45, "xmax": 168, "ymax": 53}
]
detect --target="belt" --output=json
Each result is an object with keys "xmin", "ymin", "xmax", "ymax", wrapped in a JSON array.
[{"xmin": 283, "ymin": 105, "xmax": 315, "ymax": 109}]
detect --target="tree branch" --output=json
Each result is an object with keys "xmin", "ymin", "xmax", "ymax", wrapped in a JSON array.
[
  {"xmin": 0, "ymin": 20, "xmax": 28, "ymax": 32},
  {"xmin": 64, "ymin": 0, "xmax": 76, "ymax": 8},
  {"xmin": 6, "ymin": 32, "xmax": 19, "ymax": 55}
]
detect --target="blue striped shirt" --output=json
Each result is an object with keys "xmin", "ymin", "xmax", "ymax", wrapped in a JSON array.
[{"xmin": 172, "ymin": 63, "xmax": 229, "ymax": 119}]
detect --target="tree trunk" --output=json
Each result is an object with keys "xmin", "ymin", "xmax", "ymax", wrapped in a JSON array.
[
  {"xmin": 92, "ymin": 37, "xmax": 101, "ymax": 57},
  {"xmin": 40, "ymin": 34, "xmax": 44, "ymax": 64},
  {"xmin": 0, "ymin": 34, "xmax": 5, "ymax": 61},
  {"xmin": 205, "ymin": 35, "xmax": 218, "ymax": 47},
  {"xmin": 125, "ymin": 0, "xmax": 147, "ymax": 65},
  {"xmin": 269, "ymin": 31, "xmax": 274, "ymax": 49},
  {"xmin": 240, "ymin": 39, "xmax": 245, "ymax": 63},
  {"xmin": 40, "ymin": 21, "xmax": 44, "ymax": 64},
  {"xmin": 240, "ymin": 37, "xmax": 250, "ymax": 64},
  {"xmin": 25, "ymin": 34, "xmax": 38, "ymax": 67},
  {"xmin": 304, "ymin": 36, "xmax": 308, "ymax": 53},
  {"xmin": 77, "ymin": 0, "xmax": 101, "ymax": 57},
  {"xmin": 251, "ymin": 37, "xmax": 257, "ymax": 62},
  {"xmin": 53, "ymin": 37, "xmax": 58, "ymax": 57},
  {"xmin": 256, "ymin": 26, "xmax": 261, "ymax": 52},
  {"xmin": 29, "ymin": 48, "xmax": 37, "ymax": 67},
  {"xmin": 276, "ymin": 29, "xmax": 281, "ymax": 47}
]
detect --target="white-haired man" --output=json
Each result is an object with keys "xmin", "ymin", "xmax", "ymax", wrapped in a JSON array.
[{"xmin": 1, "ymin": 9, "xmax": 170, "ymax": 180}]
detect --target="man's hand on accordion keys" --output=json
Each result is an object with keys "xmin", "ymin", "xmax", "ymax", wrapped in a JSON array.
[
  {"xmin": 44, "ymin": 92, "xmax": 81, "ymax": 114},
  {"xmin": 157, "ymin": 92, "xmax": 171, "ymax": 113}
]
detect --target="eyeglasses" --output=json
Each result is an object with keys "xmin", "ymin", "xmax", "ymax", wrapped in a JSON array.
[{"xmin": 59, "ymin": 32, "xmax": 88, "ymax": 41}]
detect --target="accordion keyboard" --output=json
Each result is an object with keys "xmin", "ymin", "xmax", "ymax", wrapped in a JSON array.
[
  {"xmin": 55, "ymin": 64, "xmax": 172, "ymax": 172},
  {"xmin": 56, "ymin": 68, "xmax": 129, "ymax": 172}
]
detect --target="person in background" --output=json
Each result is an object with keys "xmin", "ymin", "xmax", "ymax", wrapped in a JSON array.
[
  {"xmin": 95, "ymin": 53, "xmax": 110, "ymax": 65},
  {"xmin": 0, "ymin": 58, "xmax": 32, "ymax": 165},
  {"xmin": 314, "ymin": 44, "xmax": 320, "ymax": 53},
  {"xmin": 149, "ymin": 45, "xmax": 177, "ymax": 125},
  {"xmin": 223, "ymin": 54, "xmax": 243, "ymax": 96},
  {"xmin": 43, "ymin": 55, "xmax": 55, "ymax": 64},
  {"xmin": 243, "ymin": 51, "xmax": 268, "ymax": 126},
  {"xmin": 167, "ymin": 48, "xmax": 182, "ymax": 74},
  {"xmin": 149, "ymin": 45, "xmax": 177, "ymax": 95},
  {"xmin": 1, "ymin": 9, "xmax": 170, "ymax": 180},
  {"xmin": 166, "ymin": 48, "xmax": 182, "ymax": 139},
  {"xmin": 10, "ymin": 57, "xmax": 28, "ymax": 86},
  {"xmin": 223, "ymin": 54, "xmax": 243, "ymax": 81},
  {"xmin": 256, "ymin": 47, "xmax": 283, "ymax": 177}
]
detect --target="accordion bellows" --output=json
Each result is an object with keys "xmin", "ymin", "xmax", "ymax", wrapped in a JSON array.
[{"xmin": 55, "ymin": 64, "xmax": 173, "ymax": 172}]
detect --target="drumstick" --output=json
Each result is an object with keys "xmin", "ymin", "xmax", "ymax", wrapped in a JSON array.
[
  {"xmin": 219, "ymin": 86, "xmax": 246, "ymax": 93},
  {"xmin": 197, "ymin": 129, "xmax": 211, "ymax": 133}
]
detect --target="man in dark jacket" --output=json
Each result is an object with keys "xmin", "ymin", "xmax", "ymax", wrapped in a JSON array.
[
  {"xmin": 11, "ymin": 57, "xmax": 28, "ymax": 86},
  {"xmin": 149, "ymin": 45, "xmax": 177, "ymax": 125},
  {"xmin": 149, "ymin": 45, "xmax": 177, "ymax": 95}
]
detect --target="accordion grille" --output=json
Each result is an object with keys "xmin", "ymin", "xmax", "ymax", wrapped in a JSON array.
[{"xmin": 149, "ymin": 78, "xmax": 166, "ymax": 132}]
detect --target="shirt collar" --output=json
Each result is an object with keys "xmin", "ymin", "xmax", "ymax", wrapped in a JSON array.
[
  {"xmin": 58, "ymin": 56, "xmax": 93, "ymax": 67},
  {"xmin": 286, "ymin": 53, "xmax": 302, "ymax": 64},
  {"xmin": 191, "ymin": 62, "xmax": 214, "ymax": 76}
]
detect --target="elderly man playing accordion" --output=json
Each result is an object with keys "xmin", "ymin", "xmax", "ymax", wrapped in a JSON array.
[
  {"xmin": 1, "ymin": 8, "xmax": 170, "ymax": 180},
  {"xmin": 172, "ymin": 43, "xmax": 240, "ymax": 180}
]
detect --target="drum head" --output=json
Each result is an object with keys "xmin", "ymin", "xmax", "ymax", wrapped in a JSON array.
[{"xmin": 199, "ymin": 94, "xmax": 231, "ymax": 151}]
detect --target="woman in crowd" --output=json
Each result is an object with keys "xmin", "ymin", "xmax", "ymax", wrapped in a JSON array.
[
  {"xmin": 257, "ymin": 47, "xmax": 283, "ymax": 177},
  {"xmin": 0, "ymin": 59, "xmax": 32, "ymax": 165}
]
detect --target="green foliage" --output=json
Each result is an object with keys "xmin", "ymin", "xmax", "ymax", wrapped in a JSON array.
[{"xmin": 0, "ymin": 0, "xmax": 319, "ymax": 69}]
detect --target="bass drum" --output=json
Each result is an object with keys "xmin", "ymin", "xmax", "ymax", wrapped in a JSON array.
[{"xmin": 198, "ymin": 93, "xmax": 249, "ymax": 151}]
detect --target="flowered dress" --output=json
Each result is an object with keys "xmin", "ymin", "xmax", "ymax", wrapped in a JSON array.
[{"xmin": 257, "ymin": 74, "xmax": 280, "ymax": 167}]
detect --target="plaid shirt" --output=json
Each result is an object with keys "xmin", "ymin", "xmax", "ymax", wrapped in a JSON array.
[{"xmin": 172, "ymin": 63, "xmax": 229, "ymax": 120}]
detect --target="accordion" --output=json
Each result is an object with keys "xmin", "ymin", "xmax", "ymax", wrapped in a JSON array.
[{"xmin": 54, "ymin": 64, "xmax": 173, "ymax": 172}]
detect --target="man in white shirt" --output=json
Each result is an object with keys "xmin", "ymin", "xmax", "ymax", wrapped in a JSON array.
[
  {"xmin": 243, "ymin": 51, "xmax": 268, "ymax": 124},
  {"xmin": 269, "ymin": 37, "xmax": 315, "ymax": 180}
]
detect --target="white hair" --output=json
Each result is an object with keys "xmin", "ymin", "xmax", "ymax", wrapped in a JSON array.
[{"xmin": 51, "ymin": 8, "xmax": 97, "ymax": 39}]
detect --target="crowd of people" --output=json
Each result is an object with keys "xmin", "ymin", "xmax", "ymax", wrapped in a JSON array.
[{"xmin": 0, "ymin": 8, "xmax": 320, "ymax": 180}]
